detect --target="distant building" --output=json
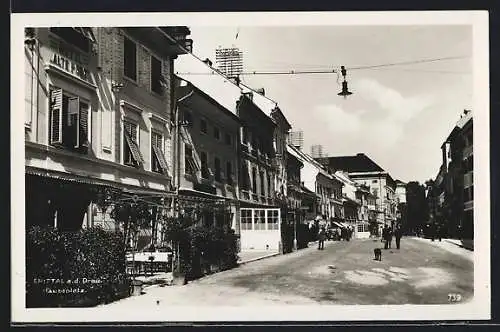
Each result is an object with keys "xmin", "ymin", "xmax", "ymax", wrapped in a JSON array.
[
  {"xmin": 288, "ymin": 130, "xmax": 304, "ymax": 150},
  {"xmin": 310, "ymin": 144, "xmax": 327, "ymax": 158},
  {"xmin": 288, "ymin": 145, "xmax": 344, "ymax": 224},
  {"xmin": 316, "ymin": 153, "xmax": 398, "ymax": 232},
  {"xmin": 395, "ymin": 180, "xmax": 408, "ymax": 230}
]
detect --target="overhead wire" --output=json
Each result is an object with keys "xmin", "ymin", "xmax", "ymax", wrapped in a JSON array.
[{"xmin": 155, "ymin": 27, "xmax": 281, "ymax": 106}]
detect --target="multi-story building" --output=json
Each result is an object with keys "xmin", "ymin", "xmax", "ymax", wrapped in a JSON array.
[
  {"xmin": 174, "ymin": 77, "xmax": 240, "ymax": 232},
  {"xmin": 288, "ymin": 145, "xmax": 343, "ymax": 225},
  {"xmin": 395, "ymin": 180, "xmax": 408, "ymax": 229},
  {"xmin": 24, "ymin": 27, "xmax": 191, "ymax": 239},
  {"xmin": 335, "ymin": 170, "xmax": 375, "ymax": 238},
  {"xmin": 460, "ymin": 111, "xmax": 473, "ymax": 241},
  {"xmin": 430, "ymin": 109, "xmax": 473, "ymax": 241},
  {"xmin": 310, "ymin": 144, "xmax": 327, "ymax": 158},
  {"xmin": 236, "ymin": 92, "xmax": 282, "ymax": 251},
  {"xmin": 316, "ymin": 153, "xmax": 397, "ymax": 231},
  {"xmin": 288, "ymin": 130, "xmax": 304, "ymax": 150}
]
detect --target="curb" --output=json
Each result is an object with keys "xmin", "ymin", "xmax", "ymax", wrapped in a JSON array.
[
  {"xmin": 444, "ymin": 239, "xmax": 474, "ymax": 252},
  {"xmin": 238, "ymin": 252, "xmax": 280, "ymax": 265}
]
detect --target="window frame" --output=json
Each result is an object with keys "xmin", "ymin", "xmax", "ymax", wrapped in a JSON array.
[
  {"xmin": 48, "ymin": 87, "xmax": 91, "ymax": 152},
  {"xmin": 213, "ymin": 126, "xmax": 220, "ymax": 140},
  {"xmin": 151, "ymin": 130, "xmax": 164, "ymax": 174},
  {"xmin": 200, "ymin": 118, "xmax": 208, "ymax": 135},
  {"xmin": 122, "ymin": 119, "xmax": 141, "ymax": 167},
  {"xmin": 123, "ymin": 34, "xmax": 138, "ymax": 82},
  {"xmin": 150, "ymin": 54, "xmax": 163, "ymax": 96}
]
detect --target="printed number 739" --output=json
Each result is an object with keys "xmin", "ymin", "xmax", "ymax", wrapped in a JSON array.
[{"xmin": 448, "ymin": 293, "xmax": 462, "ymax": 302}]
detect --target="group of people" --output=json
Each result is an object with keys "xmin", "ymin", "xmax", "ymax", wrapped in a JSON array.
[
  {"xmin": 317, "ymin": 225, "xmax": 354, "ymax": 250},
  {"xmin": 382, "ymin": 224, "xmax": 403, "ymax": 250}
]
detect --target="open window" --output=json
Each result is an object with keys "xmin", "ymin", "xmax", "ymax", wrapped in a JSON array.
[
  {"xmin": 49, "ymin": 88, "xmax": 89, "ymax": 153},
  {"xmin": 184, "ymin": 144, "xmax": 200, "ymax": 177},
  {"xmin": 151, "ymin": 131, "xmax": 168, "ymax": 174},
  {"xmin": 123, "ymin": 120, "xmax": 143, "ymax": 167}
]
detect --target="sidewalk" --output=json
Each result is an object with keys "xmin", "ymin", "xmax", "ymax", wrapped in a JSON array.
[
  {"xmin": 238, "ymin": 250, "xmax": 280, "ymax": 264},
  {"xmin": 411, "ymin": 237, "xmax": 473, "ymax": 262}
]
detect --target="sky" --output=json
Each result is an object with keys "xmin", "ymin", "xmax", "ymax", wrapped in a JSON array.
[{"xmin": 175, "ymin": 25, "xmax": 473, "ymax": 184}]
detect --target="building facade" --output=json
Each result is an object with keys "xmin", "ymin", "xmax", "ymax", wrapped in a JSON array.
[
  {"xmin": 24, "ymin": 27, "xmax": 191, "ymax": 241},
  {"xmin": 288, "ymin": 130, "xmax": 304, "ymax": 150},
  {"xmin": 237, "ymin": 93, "xmax": 281, "ymax": 251},
  {"xmin": 310, "ymin": 144, "xmax": 327, "ymax": 158},
  {"xmin": 317, "ymin": 153, "xmax": 397, "ymax": 232},
  {"xmin": 174, "ymin": 77, "xmax": 240, "ymax": 233},
  {"xmin": 287, "ymin": 145, "xmax": 343, "ymax": 225},
  {"xmin": 429, "ymin": 110, "xmax": 473, "ymax": 241}
]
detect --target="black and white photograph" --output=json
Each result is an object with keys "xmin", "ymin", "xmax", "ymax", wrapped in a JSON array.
[{"xmin": 11, "ymin": 11, "xmax": 490, "ymax": 322}]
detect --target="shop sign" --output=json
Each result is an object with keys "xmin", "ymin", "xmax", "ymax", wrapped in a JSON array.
[{"xmin": 49, "ymin": 38, "xmax": 91, "ymax": 83}]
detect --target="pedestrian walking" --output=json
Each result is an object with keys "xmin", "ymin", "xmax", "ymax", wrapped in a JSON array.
[
  {"xmin": 383, "ymin": 225, "xmax": 389, "ymax": 249},
  {"xmin": 318, "ymin": 226, "xmax": 326, "ymax": 250},
  {"xmin": 388, "ymin": 227, "xmax": 393, "ymax": 249},
  {"xmin": 395, "ymin": 224, "xmax": 403, "ymax": 249}
]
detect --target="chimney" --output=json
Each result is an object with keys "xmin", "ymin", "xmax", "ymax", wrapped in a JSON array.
[
  {"xmin": 243, "ymin": 92, "xmax": 253, "ymax": 101},
  {"xmin": 256, "ymin": 88, "xmax": 265, "ymax": 96},
  {"xmin": 202, "ymin": 58, "xmax": 213, "ymax": 67}
]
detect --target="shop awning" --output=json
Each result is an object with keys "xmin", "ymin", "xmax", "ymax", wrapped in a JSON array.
[{"xmin": 26, "ymin": 166, "xmax": 175, "ymax": 198}]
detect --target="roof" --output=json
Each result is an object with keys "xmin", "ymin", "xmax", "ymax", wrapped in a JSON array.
[
  {"xmin": 317, "ymin": 153, "xmax": 385, "ymax": 173},
  {"xmin": 287, "ymin": 144, "xmax": 339, "ymax": 182},
  {"xmin": 176, "ymin": 77, "xmax": 241, "ymax": 124},
  {"xmin": 174, "ymin": 54, "xmax": 290, "ymax": 126},
  {"xmin": 175, "ymin": 55, "xmax": 242, "ymax": 116}
]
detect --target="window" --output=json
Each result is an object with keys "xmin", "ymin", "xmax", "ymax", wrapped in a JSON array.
[
  {"xmin": 254, "ymin": 210, "xmax": 266, "ymax": 230},
  {"xmin": 123, "ymin": 36, "xmax": 137, "ymax": 81},
  {"xmin": 200, "ymin": 119, "xmax": 207, "ymax": 134},
  {"xmin": 184, "ymin": 145, "xmax": 199, "ymax": 175},
  {"xmin": 241, "ymin": 163, "xmax": 249, "ymax": 190},
  {"xmin": 151, "ymin": 131, "xmax": 168, "ymax": 174},
  {"xmin": 267, "ymin": 174, "xmax": 272, "ymax": 197},
  {"xmin": 357, "ymin": 224, "xmax": 368, "ymax": 233},
  {"xmin": 241, "ymin": 126, "xmax": 249, "ymax": 144},
  {"xmin": 260, "ymin": 171, "xmax": 265, "ymax": 196},
  {"xmin": 267, "ymin": 209, "xmax": 279, "ymax": 230},
  {"xmin": 183, "ymin": 110, "xmax": 193, "ymax": 127},
  {"xmin": 372, "ymin": 180, "xmax": 378, "ymax": 183},
  {"xmin": 240, "ymin": 209, "xmax": 252, "ymax": 230},
  {"xmin": 214, "ymin": 157, "xmax": 221, "ymax": 182},
  {"xmin": 225, "ymin": 133, "xmax": 232, "ymax": 145},
  {"xmin": 251, "ymin": 168, "xmax": 257, "ymax": 194},
  {"xmin": 123, "ymin": 120, "xmax": 143, "ymax": 167},
  {"xmin": 151, "ymin": 56, "xmax": 163, "ymax": 95},
  {"xmin": 214, "ymin": 127, "xmax": 220, "ymax": 140},
  {"xmin": 49, "ymin": 28, "xmax": 90, "ymax": 53},
  {"xmin": 49, "ymin": 88, "xmax": 89, "ymax": 153},
  {"xmin": 200, "ymin": 151, "xmax": 209, "ymax": 179},
  {"xmin": 226, "ymin": 161, "xmax": 233, "ymax": 185}
]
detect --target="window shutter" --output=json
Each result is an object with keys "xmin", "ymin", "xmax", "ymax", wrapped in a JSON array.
[
  {"xmin": 152, "ymin": 145, "xmax": 169, "ymax": 175},
  {"xmin": 68, "ymin": 97, "xmax": 80, "ymax": 148},
  {"xmin": 79, "ymin": 103, "xmax": 89, "ymax": 148},
  {"xmin": 50, "ymin": 89, "xmax": 63, "ymax": 144}
]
